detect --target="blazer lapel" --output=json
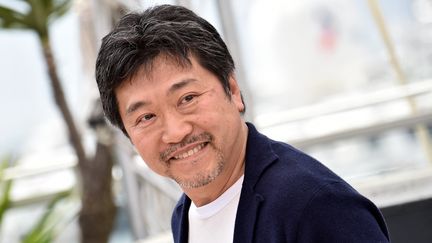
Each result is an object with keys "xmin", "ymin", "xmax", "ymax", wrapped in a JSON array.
[
  {"xmin": 233, "ymin": 188, "xmax": 264, "ymax": 243},
  {"xmin": 173, "ymin": 195, "xmax": 191, "ymax": 243},
  {"xmin": 233, "ymin": 123, "xmax": 278, "ymax": 243}
]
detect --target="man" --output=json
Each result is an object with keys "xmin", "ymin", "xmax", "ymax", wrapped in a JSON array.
[{"xmin": 95, "ymin": 4, "xmax": 390, "ymax": 243}]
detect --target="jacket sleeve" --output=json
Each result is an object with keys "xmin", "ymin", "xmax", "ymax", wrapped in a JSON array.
[{"xmin": 296, "ymin": 182, "xmax": 390, "ymax": 243}]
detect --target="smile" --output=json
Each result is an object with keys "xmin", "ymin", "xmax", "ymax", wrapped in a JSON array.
[{"xmin": 173, "ymin": 143, "xmax": 207, "ymax": 160}]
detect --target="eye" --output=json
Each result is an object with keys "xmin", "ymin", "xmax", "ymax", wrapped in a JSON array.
[
  {"xmin": 179, "ymin": 94, "xmax": 197, "ymax": 105},
  {"xmin": 143, "ymin": 114, "xmax": 155, "ymax": 120},
  {"xmin": 136, "ymin": 113, "xmax": 156, "ymax": 126}
]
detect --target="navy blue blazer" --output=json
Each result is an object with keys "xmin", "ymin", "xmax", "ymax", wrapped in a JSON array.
[{"xmin": 172, "ymin": 123, "xmax": 390, "ymax": 243}]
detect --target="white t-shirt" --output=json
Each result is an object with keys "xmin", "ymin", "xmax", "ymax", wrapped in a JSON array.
[{"xmin": 188, "ymin": 175, "xmax": 244, "ymax": 243}]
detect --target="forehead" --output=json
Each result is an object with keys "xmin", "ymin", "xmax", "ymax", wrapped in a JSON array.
[{"xmin": 132, "ymin": 54, "xmax": 192, "ymax": 84}]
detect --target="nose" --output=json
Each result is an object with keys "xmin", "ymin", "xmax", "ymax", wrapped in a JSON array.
[{"xmin": 161, "ymin": 112, "xmax": 193, "ymax": 144}]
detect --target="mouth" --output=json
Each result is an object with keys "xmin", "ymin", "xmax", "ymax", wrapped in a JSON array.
[
  {"xmin": 160, "ymin": 132, "xmax": 213, "ymax": 163},
  {"xmin": 170, "ymin": 142, "xmax": 209, "ymax": 161}
]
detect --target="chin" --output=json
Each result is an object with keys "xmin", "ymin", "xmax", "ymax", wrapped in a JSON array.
[{"xmin": 172, "ymin": 162, "xmax": 224, "ymax": 189}]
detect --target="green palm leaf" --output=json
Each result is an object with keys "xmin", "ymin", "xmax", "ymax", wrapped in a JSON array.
[
  {"xmin": 0, "ymin": 156, "xmax": 14, "ymax": 228},
  {"xmin": 0, "ymin": 0, "xmax": 71, "ymax": 37},
  {"xmin": 50, "ymin": 0, "xmax": 71, "ymax": 20},
  {"xmin": 0, "ymin": 5, "xmax": 27, "ymax": 28},
  {"xmin": 22, "ymin": 190, "xmax": 73, "ymax": 243}
]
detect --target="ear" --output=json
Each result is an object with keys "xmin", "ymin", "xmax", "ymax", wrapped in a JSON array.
[{"xmin": 228, "ymin": 75, "xmax": 245, "ymax": 112}]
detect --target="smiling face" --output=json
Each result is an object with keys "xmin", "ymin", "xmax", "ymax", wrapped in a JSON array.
[{"xmin": 116, "ymin": 54, "xmax": 247, "ymax": 197}]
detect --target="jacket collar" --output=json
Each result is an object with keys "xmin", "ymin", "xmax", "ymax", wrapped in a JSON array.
[
  {"xmin": 243, "ymin": 122, "xmax": 279, "ymax": 189},
  {"xmin": 232, "ymin": 122, "xmax": 279, "ymax": 243},
  {"xmin": 172, "ymin": 194, "xmax": 190, "ymax": 243}
]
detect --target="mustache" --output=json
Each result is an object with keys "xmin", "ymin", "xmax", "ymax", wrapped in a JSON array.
[{"xmin": 159, "ymin": 132, "xmax": 213, "ymax": 162}]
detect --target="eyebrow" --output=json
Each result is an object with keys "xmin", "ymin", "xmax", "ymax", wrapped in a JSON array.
[
  {"xmin": 125, "ymin": 101, "xmax": 149, "ymax": 116},
  {"xmin": 167, "ymin": 78, "xmax": 197, "ymax": 95}
]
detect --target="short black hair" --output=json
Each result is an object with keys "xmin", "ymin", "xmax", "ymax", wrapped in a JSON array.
[{"xmin": 95, "ymin": 4, "xmax": 236, "ymax": 135}]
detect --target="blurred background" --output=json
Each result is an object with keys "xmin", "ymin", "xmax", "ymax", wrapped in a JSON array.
[{"xmin": 1, "ymin": 0, "xmax": 432, "ymax": 242}]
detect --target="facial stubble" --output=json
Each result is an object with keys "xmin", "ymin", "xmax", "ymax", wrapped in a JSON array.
[{"xmin": 164, "ymin": 138, "xmax": 225, "ymax": 189}]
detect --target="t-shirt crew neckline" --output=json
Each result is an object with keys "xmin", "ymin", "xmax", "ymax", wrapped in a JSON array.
[{"xmin": 189, "ymin": 175, "xmax": 244, "ymax": 220}]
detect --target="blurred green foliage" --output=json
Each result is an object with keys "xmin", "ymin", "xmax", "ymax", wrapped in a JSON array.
[
  {"xmin": 0, "ymin": 155, "xmax": 13, "ymax": 227},
  {"xmin": 1, "ymin": 155, "xmax": 77, "ymax": 243},
  {"xmin": 22, "ymin": 189, "xmax": 74, "ymax": 243},
  {"xmin": 0, "ymin": 0, "xmax": 71, "ymax": 35}
]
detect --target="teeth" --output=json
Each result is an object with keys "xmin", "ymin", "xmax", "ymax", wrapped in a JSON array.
[{"xmin": 174, "ymin": 144, "xmax": 205, "ymax": 160}]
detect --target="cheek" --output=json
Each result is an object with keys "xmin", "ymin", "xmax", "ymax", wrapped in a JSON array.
[
  {"xmin": 134, "ymin": 141, "xmax": 168, "ymax": 176},
  {"xmin": 132, "ymin": 135, "xmax": 160, "ymax": 163},
  {"xmin": 192, "ymin": 98, "xmax": 239, "ymax": 130},
  {"xmin": 189, "ymin": 108, "xmax": 219, "ymax": 128}
]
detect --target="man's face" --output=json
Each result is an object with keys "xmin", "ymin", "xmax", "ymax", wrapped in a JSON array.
[{"xmin": 116, "ymin": 55, "xmax": 245, "ymax": 189}]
